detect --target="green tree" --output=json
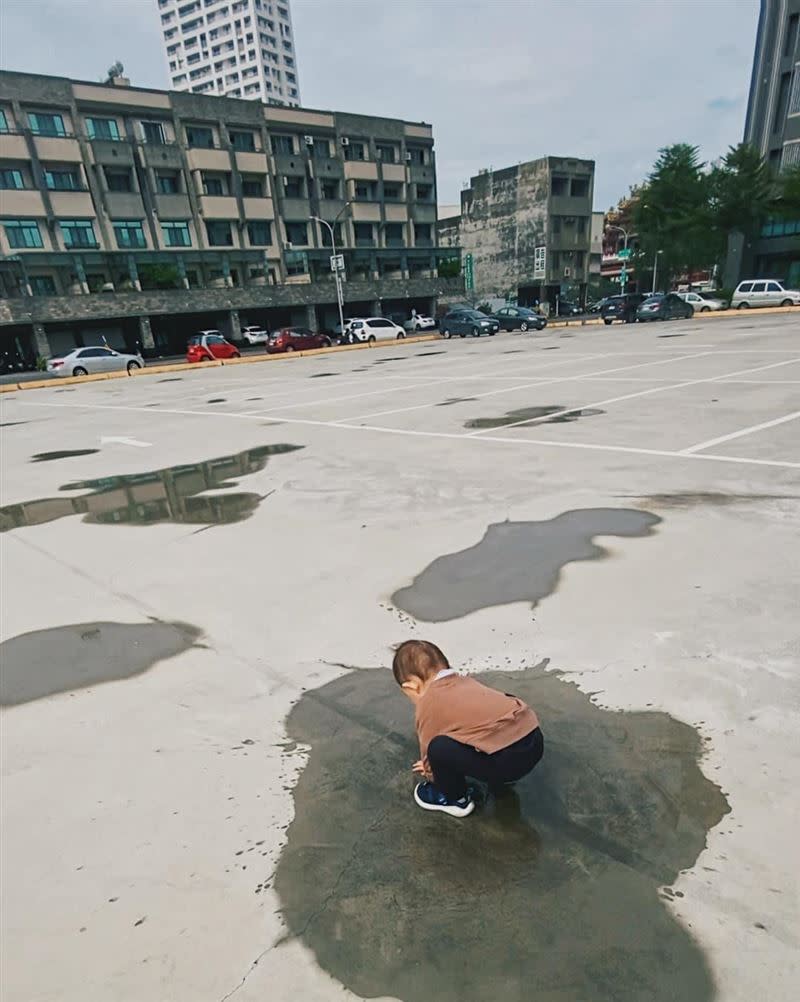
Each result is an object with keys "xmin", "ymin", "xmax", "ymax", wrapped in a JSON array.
[
  {"xmin": 633, "ymin": 144, "xmax": 716, "ymax": 289},
  {"xmin": 709, "ymin": 144, "xmax": 774, "ymax": 245}
]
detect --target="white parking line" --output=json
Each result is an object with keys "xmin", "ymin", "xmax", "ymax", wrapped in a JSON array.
[
  {"xmin": 345, "ymin": 351, "xmax": 716, "ymax": 424},
  {"xmin": 681, "ymin": 410, "xmax": 800, "ymax": 454},
  {"xmin": 466, "ymin": 357, "xmax": 800, "ymax": 437}
]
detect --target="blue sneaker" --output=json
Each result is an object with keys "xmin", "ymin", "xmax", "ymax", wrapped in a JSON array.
[{"xmin": 413, "ymin": 781, "xmax": 475, "ymax": 818}]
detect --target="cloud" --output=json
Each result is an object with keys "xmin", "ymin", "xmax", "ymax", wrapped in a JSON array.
[{"xmin": 0, "ymin": 0, "xmax": 760, "ymax": 209}]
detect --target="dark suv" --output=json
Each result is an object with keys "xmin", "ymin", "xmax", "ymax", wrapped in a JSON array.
[{"xmin": 601, "ymin": 294, "xmax": 647, "ymax": 324}]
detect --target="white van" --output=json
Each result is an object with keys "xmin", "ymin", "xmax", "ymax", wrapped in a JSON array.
[{"xmin": 731, "ymin": 280, "xmax": 800, "ymax": 309}]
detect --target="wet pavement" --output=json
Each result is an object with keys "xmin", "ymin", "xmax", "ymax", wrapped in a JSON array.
[{"xmin": 277, "ymin": 665, "xmax": 729, "ymax": 1002}]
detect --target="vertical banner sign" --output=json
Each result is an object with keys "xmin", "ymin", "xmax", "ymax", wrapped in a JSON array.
[
  {"xmin": 464, "ymin": 253, "xmax": 474, "ymax": 291},
  {"xmin": 533, "ymin": 246, "xmax": 546, "ymax": 280}
]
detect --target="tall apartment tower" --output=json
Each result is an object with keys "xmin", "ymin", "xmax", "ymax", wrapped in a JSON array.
[
  {"xmin": 157, "ymin": 0, "xmax": 301, "ymax": 106},
  {"xmin": 744, "ymin": 0, "xmax": 799, "ymax": 170}
]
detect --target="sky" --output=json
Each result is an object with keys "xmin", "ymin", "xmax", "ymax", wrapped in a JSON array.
[{"xmin": 0, "ymin": 0, "xmax": 760, "ymax": 210}]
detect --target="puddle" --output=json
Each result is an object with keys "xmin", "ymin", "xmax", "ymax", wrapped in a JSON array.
[
  {"xmin": 465, "ymin": 405, "xmax": 605, "ymax": 429},
  {"xmin": 623, "ymin": 492, "xmax": 798, "ymax": 509},
  {"xmin": 392, "ymin": 509, "xmax": 660, "ymax": 621},
  {"xmin": 246, "ymin": 397, "xmax": 263, "ymax": 401},
  {"xmin": 0, "ymin": 443, "xmax": 302, "ymax": 532},
  {"xmin": 157, "ymin": 377, "xmax": 183, "ymax": 383},
  {"xmin": 543, "ymin": 346, "xmax": 561, "ymax": 350},
  {"xmin": 207, "ymin": 398, "xmax": 227, "ymax": 403},
  {"xmin": 502, "ymin": 349, "xmax": 525, "ymax": 354},
  {"xmin": 372, "ymin": 357, "xmax": 405, "ymax": 364},
  {"xmin": 436, "ymin": 396, "xmax": 478, "ymax": 407},
  {"xmin": 0, "ymin": 421, "xmax": 29, "ymax": 427},
  {"xmin": 0, "ymin": 619, "xmax": 201, "ymax": 706},
  {"xmin": 31, "ymin": 449, "xmax": 99, "ymax": 463},
  {"xmin": 415, "ymin": 351, "xmax": 447, "ymax": 357},
  {"xmin": 310, "ymin": 373, "xmax": 337, "ymax": 378},
  {"xmin": 276, "ymin": 664, "xmax": 728, "ymax": 1002},
  {"xmin": 658, "ymin": 333, "xmax": 687, "ymax": 338}
]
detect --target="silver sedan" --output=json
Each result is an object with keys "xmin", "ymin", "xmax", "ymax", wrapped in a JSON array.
[{"xmin": 48, "ymin": 346, "xmax": 144, "ymax": 377}]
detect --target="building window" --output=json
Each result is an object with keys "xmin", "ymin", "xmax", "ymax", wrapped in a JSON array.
[
  {"xmin": 0, "ymin": 168, "xmax": 25, "ymax": 189},
  {"xmin": 271, "ymin": 134, "xmax": 294, "ymax": 155},
  {"xmin": 60, "ymin": 220, "xmax": 98, "ymax": 248},
  {"xmin": 575, "ymin": 250, "xmax": 585, "ymax": 268},
  {"xmin": 284, "ymin": 221, "xmax": 307, "ymax": 245},
  {"xmin": 284, "ymin": 249, "xmax": 307, "ymax": 275},
  {"xmin": 156, "ymin": 171, "xmax": 180, "ymax": 194},
  {"xmin": 283, "ymin": 176, "xmax": 304, "ymax": 198},
  {"xmin": 161, "ymin": 220, "xmax": 192, "ymax": 247},
  {"xmin": 0, "ymin": 109, "xmax": 9, "ymax": 133},
  {"xmin": 577, "ymin": 216, "xmax": 587, "ymax": 234},
  {"xmin": 44, "ymin": 168, "xmax": 81, "ymax": 191},
  {"xmin": 760, "ymin": 216, "xmax": 800, "ymax": 237},
  {"xmin": 406, "ymin": 146, "xmax": 426, "ymax": 165},
  {"xmin": 790, "ymin": 69, "xmax": 800, "ymax": 117},
  {"xmin": 552, "ymin": 216, "xmax": 562, "ymax": 234},
  {"xmin": 242, "ymin": 176, "xmax": 265, "ymax": 196},
  {"xmin": 30, "ymin": 275, "xmax": 57, "ymax": 295},
  {"xmin": 377, "ymin": 143, "xmax": 396, "ymax": 163},
  {"xmin": 415, "ymin": 183, "xmax": 432, "ymax": 201},
  {"xmin": 113, "ymin": 220, "xmax": 147, "ymax": 249},
  {"xmin": 414, "ymin": 222, "xmax": 432, "ymax": 246},
  {"xmin": 354, "ymin": 222, "xmax": 374, "ymax": 246},
  {"xmin": 784, "ymin": 13, "xmax": 799, "ymax": 58},
  {"xmin": 202, "ymin": 173, "xmax": 229, "ymax": 196},
  {"xmin": 230, "ymin": 129, "xmax": 256, "ymax": 152},
  {"xmin": 782, "ymin": 141, "xmax": 800, "ymax": 169},
  {"xmin": 354, "ymin": 181, "xmax": 375, "ymax": 200},
  {"xmin": 86, "ymin": 117, "xmax": 120, "ymax": 141},
  {"xmin": 383, "ymin": 182, "xmax": 402, "ymax": 200},
  {"xmin": 551, "ymin": 175, "xmax": 568, "ymax": 196},
  {"xmin": 247, "ymin": 220, "xmax": 272, "ymax": 245},
  {"xmin": 104, "ymin": 168, "xmax": 133, "ymax": 192},
  {"xmin": 385, "ymin": 222, "xmax": 404, "ymax": 247},
  {"xmin": 4, "ymin": 219, "xmax": 43, "ymax": 248},
  {"xmin": 570, "ymin": 177, "xmax": 589, "ymax": 197},
  {"xmin": 320, "ymin": 179, "xmax": 339, "ymax": 200},
  {"xmin": 28, "ymin": 112, "xmax": 66, "ymax": 137},
  {"xmin": 205, "ymin": 220, "xmax": 233, "ymax": 246},
  {"xmin": 344, "ymin": 141, "xmax": 365, "ymax": 161},
  {"xmin": 141, "ymin": 121, "xmax": 166, "ymax": 144},
  {"xmin": 186, "ymin": 125, "xmax": 215, "ymax": 148}
]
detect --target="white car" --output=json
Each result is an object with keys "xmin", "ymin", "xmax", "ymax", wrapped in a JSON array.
[
  {"xmin": 676, "ymin": 291, "xmax": 727, "ymax": 312},
  {"xmin": 48, "ymin": 346, "xmax": 144, "ymax": 377},
  {"xmin": 731, "ymin": 280, "xmax": 800, "ymax": 309},
  {"xmin": 349, "ymin": 317, "xmax": 407, "ymax": 342},
  {"xmin": 241, "ymin": 325, "xmax": 268, "ymax": 345},
  {"xmin": 403, "ymin": 314, "xmax": 436, "ymax": 333}
]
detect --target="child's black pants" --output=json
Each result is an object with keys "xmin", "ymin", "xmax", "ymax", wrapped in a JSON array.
[{"xmin": 427, "ymin": 727, "xmax": 544, "ymax": 801}]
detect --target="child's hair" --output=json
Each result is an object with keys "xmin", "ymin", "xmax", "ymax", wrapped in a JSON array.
[{"xmin": 392, "ymin": 640, "xmax": 449, "ymax": 685}]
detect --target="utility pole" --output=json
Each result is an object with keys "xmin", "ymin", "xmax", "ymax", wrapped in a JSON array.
[
  {"xmin": 310, "ymin": 201, "xmax": 351, "ymax": 338},
  {"xmin": 652, "ymin": 249, "xmax": 663, "ymax": 295},
  {"xmin": 605, "ymin": 224, "xmax": 629, "ymax": 293}
]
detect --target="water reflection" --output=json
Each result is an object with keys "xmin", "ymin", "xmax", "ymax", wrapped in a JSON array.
[{"xmin": 0, "ymin": 444, "xmax": 303, "ymax": 532}]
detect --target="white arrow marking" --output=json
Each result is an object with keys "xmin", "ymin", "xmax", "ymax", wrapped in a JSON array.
[{"xmin": 100, "ymin": 436, "xmax": 152, "ymax": 448}]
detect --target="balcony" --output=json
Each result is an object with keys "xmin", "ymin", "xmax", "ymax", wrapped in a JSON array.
[
  {"xmin": 351, "ymin": 202, "xmax": 380, "ymax": 222},
  {"xmin": 49, "ymin": 191, "xmax": 95, "ymax": 216},
  {"xmin": 242, "ymin": 196, "xmax": 275, "ymax": 220},
  {"xmin": 154, "ymin": 193, "xmax": 192, "ymax": 218},
  {"xmin": 198, "ymin": 194, "xmax": 238, "ymax": 218},
  {"xmin": 104, "ymin": 192, "xmax": 146, "ymax": 218},
  {"xmin": 0, "ymin": 133, "xmax": 30, "ymax": 159},
  {"xmin": 0, "ymin": 190, "xmax": 46, "ymax": 215},
  {"xmin": 234, "ymin": 150, "xmax": 268, "ymax": 173},
  {"xmin": 344, "ymin": 160, "xmax": 378, "ymax": 181},
  {"xmin": 33, "ymin": 135, "xmax": 83, "ymax": 162},
  {"xmin": 187, "ymin": 147, "xmax": 231, "ymax": 171},
  {"xmin": 381, "ymin": 163, "xmax": 406, "ymax": 183},
  {"xmin": 384, "ymin": 204, "xmax": 409, "ymax": 223}
]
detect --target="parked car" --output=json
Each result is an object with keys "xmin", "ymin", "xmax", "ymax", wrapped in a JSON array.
[
  {"xmin": 588, "ymin": 297, "xmax": 610, "ymax": 314},
  {"xmin": 636, "ymin": 293, "xmax": 695, "ymax": 322},
  {"xmin": 676, "ymin": 291, "xmax": 727, "ymax": 312},
  {"xmin": 241, "ymin": 325, "xmax": 269, "ymax": 345},
  {"xmin": 403, "ymin": 314, "xmax": 437, "ymax": 333},
  {"xmin": 731, "ymin": 279, "xmax": 800, "ymax": 309},
  {"xmin": 439, "ymin": 309, "xmax": 500, "ymax": 338},
  {"xmin": 48, "ymin": 346, "xmax": 144, "ymax": 377},
  {"xmin": 348, "ymin": 317, "xmax": 407, "ymax": 342},
  {"xmin": 266, "ymin": 327, "xmax": 333, "ymax": 353},
  {"xmin": 555, "ymin": 299, "xmax": 582, "ymax": 317},
  {"xmin": 601, "ymin": 294, "xmax": 647, "ymax": 324},
  {"xmin": 186, "ymin": 332, "xmax": 240, "ymax": 363},
  {"xmin": 492, "ymin": 305, "xmax": 547, "ymax": 332}
]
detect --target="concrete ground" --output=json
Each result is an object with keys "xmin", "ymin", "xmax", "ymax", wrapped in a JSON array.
[{"xmin": 1, "ymin": 312, "xmax": 798, "ymax": 1001}]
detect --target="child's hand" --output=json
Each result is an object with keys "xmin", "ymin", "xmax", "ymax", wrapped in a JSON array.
[{"xmin": 412, "ymin": 760, "xmax": 431, "ymax": 779}]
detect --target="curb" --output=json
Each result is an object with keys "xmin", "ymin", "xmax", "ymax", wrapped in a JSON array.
[{"xmin": 0, "ymin": 333, "xmax": 441, "ymax": 394}]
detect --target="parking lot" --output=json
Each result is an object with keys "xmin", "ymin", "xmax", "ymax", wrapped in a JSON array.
[{"xmin": 1, "ymin": 311, "xmax": 799, "ymax": 1001}]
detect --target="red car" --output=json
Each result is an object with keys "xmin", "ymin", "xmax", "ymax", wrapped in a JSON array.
[
  {"xmin": 186, "ymin": 331, "xmax": 241, "ymax": 363},
  {"xmin": 266, "ymin": 327, "xmax": 333, "ymax": 353}
]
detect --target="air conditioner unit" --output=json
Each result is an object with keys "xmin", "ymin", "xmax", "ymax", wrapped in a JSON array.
[
  {"xmin": 285, "ymin": 240, "xmax": 293, "ymax": 248},
  {"xmin": 404, "ymin": 152, "xmax": 412, "ymax": 162},
  {"xmin": 304, "ymin": 135, "xmax": 314, "ymax": 146},
  {"xmin": 340, "ymin": 137, "xmax": 350, "ymax": 147},
  {"xmin": 563, "ymin": 267, "xmax": 571, "ymax": 278}
]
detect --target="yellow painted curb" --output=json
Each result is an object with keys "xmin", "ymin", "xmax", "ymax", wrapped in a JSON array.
[{"xmin": 0, "ymin": 333, "xmax": 441, "ymax": 393}]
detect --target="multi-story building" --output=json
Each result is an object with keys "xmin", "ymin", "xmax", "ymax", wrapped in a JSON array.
[
  {"xmin": 725, "ymin": 0, "xmax": 800, "ymax": 286},
  {"xmin": 0, "ymin": 70, "xmax": 458, "ymax": 364},
  {"xmin": 157, "ymin": 0, "xmax": 301, "ymax": 107},
  {"xmin": 437, "ymin": 157, "xmax": 596, "ymax": 310}
]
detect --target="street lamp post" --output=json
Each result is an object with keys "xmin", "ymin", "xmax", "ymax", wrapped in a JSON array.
[
  {"xmin": 605, "ymin": 224, "xmax": 629, "ymax": 292},
  {"xmin": 652, "ymin": 249, "xmax": 663, "ymax": 295},
  {"xmin": 310, "ymin": 201, "xmax": 351, "ymax": 339}
]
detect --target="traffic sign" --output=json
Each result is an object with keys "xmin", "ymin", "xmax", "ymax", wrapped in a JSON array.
[
  {"xmin": 330, "ymin": 254, "xmax": 344, "ymax": 272},
  {"xmin": 618, "ymin": 248, "xmax": 631, "ymax": 260},
  {"xmin": 619, "ymin": 266, "xmax": 628, "ymax": 287},
  {"xmin": 464, "ymin": 253, "xmax": 474, "ymax": 291}
]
